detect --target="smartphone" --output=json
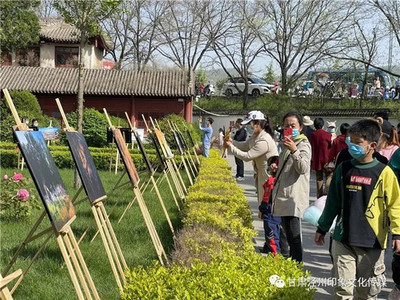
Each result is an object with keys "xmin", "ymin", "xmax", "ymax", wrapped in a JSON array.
[{"xmin": 283, "ymin": 128, "xmax": 293, "ymax": 140}]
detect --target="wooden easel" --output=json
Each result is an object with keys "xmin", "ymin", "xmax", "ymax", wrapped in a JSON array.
[
  {"xmin": 56, "ymin": 98, "xmax": 127, "ymax": 290},
  {"xmin": 166, "ymin": 120, "xmax": 195, "ymax": 184},
  {"xmin": 104, "ymin": 109, "xmax": 168, "ymax": 266},
  {"xmin": 0, "ymin": 269, "xmax": 22, "ymax": 300},
  {"xmin": 151, "ymin": 117, "xmax": 189, "ymax": 193},
  {"xmin": 170, "ymin": 121, "xmax": 199, "ymax": 176},
  {"xmin": 124, "ymin": 112, "xmax": 176, "ymax": 236},
  {"xmin": 2, "ymin": 89, "xmax": 99, "ymax": 300},
  {"xmin": 181, "ymin": 121, "xmax": 201, "ymax": 165},
  {"xmin": 142, "ymin": 115, "xmax": 186, "ymax": 201}
]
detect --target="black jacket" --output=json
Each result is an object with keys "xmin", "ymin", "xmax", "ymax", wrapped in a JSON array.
[{"xmin": 233, "ymin": 127, "xmax": 247, "ymax": 142}]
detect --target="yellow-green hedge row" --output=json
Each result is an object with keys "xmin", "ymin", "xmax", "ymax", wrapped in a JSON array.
[{"xmin": 122, "ymin": 150, "xmax": 315, "ymax": 299}]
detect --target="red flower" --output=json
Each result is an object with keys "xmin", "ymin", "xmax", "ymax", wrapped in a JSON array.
[
  {"xmin": 13, "ymin": 173, "xmax": 23, "ymax": 182},
  {"xmin": 17, "ymin": 189, "xmax": 29, "ymax": 201}
]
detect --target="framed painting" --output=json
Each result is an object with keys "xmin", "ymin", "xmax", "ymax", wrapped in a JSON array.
[
  {"xmin": 154, "ymin": 129, "xmax": 174, "ymax": 159},
  {"xmin": 66, "ymin": 132, "xmax": 106, "ymax": 203},
  {"xmin": 150, "ymin": 132, "xmax": 166, "ymax": 169},
  {"xmin": 38, "ymin": 127, "xmax": 60, "ymax": 141},
  {"xmin": 172, "ymin": 131, "xmax": 184, "ymax": 155},
  {"xmin": 177, "ymin": 131, "xmax": 189, "ymax": 151},
  {"xmin": 134, "ymin": 131, "xmax": 154, "ymax": 174},
  {"xmin": 186, "ymin": 129, "xmax": 195, "ymax": 147},
  {"xmin": 15, "ymin": 131, "xmax": 76, "ymax": 232},
  {"xmin": 113, "ymin": 128, "xmax": 140, "ymax": 186}
]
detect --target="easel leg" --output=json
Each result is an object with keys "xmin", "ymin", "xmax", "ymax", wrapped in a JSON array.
[
  {"xmin": 150, "ymin": 176, "xmax": 175, "ymax": 236},
  {"xmin": 67, "ymin": 230, "xmax": 100, "ymax": 300},
  {"xmin": 99, "ymin": 203, "xmax": 127, "ymax": 270},
  {"xmin": 172, "ymin": 160, "xmax": 187, "ymax": 193},
  {"xmin": 163, "ymin": 169, "xmax": 180, "ymax": 210},
  {"xmin": 166, "ymin": 161, "xmax": 185, "ymax": 199},
  {"xmin": 182, "ymin": 157, "xmax": 194, "ymax": 185},
  {"xmin": 56, "ymin": 235, "xmax": 85, "ymax": 300},
  {"xmin": 187, "ymin": 152, "xmax": 198, "ymax": 173},
  {"xmin": 91, "ymin": 205, "xmax": 123, "ymax": 291},
  {"xmin": 62, "ymin": 233, "xmax": 92, "ymax": 300},
  {"xmin": 193, "ymin": 148, "xmax": 200, "ymax": 165},
  {"xmin": 133, "ymin": 188, "xmax": 168, "ymax": 266}
]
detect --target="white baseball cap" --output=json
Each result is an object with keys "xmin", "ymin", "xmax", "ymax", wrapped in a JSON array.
[{"xmin": 241, "ymin": 111, "xmax": 265, "ymax": 125}]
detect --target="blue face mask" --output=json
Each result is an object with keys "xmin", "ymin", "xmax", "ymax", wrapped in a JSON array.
[
  {"xmin": 345, "ymin": 137, "xmax": 369, "ymax": 160},
  {"xmin": 292, "ymin": 129, "xmax": 299, "ymax": 139},
  {"xmin": 328, "ymin": 128, "xmax": 335, "ymax": 133}
]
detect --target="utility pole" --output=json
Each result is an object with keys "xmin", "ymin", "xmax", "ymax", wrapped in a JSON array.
[{"xmin": 388, "ymin": 28, "xmax": 393, "ymax": 73}]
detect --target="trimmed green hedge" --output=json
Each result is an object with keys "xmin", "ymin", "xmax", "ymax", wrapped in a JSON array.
[{"xmin": 122, "ymin": 150, "xmax": 315, "ymax": 299}]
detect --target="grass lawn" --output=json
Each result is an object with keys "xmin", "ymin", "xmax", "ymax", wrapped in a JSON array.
[{"xmin": 0, "ymin": 166, "xmax": 188, "ymax": 299}]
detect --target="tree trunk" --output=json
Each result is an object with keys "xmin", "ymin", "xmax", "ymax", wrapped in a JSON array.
[
  {"xmin": 361, "ymin": 64, "xmax": 369, "ymax": 108},
  {"xmin": 74, "ymin": 38, "xmax": 85, "ymax": 189},
  {"xmin": 280, "ymin": 67, "xmax": 288, "ymax": 95},
  {"xmin": 243, "ymin": 80, "xmax": 249, "ymax": 109}
]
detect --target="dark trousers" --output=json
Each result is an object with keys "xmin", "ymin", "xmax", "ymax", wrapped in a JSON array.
[
  {"xmin": 235, "ymin": 156, "xmax": 244, "ymax": 177},
  {"xmin": 280, "ymin": 216, "xmax": 303, "ymax": 262},
  {"xmin": 262, "ymin": 212, "xmax": 281, "ymax": 254},
  {"xmin": 393, "ymin": 252, "xmax": 400, "ymax": 286}
]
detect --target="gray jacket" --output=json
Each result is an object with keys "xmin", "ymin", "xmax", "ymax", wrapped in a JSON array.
[
  {"xmin": 229, "ymin": 130, "xmax": 278, "ymax": 204},
  {"xmin": 271, "ymin": 138, "xmax": 311, "ymax": 218}
]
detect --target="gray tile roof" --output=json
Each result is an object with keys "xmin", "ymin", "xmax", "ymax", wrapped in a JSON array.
[
  {"xmin": 39, "ymin": 18, "xmax": 112, "ymax": 49},
  {"xmin": 0, "ymin": 66, "xmax": 195, "ymax": 97}
]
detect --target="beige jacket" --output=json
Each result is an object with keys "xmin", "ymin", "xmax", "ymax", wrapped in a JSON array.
[
  {"xmin": 229, "ymin": 130, "xmax": 278, "ymax": 204},
  {"xmin": 271, "ymin": 138, "xmax": 311, "ymax": 218}
]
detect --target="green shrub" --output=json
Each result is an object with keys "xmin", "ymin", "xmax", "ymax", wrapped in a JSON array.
[
  {"xmin": 122, "ymin": 148, "xmax": 314, "ymax": 299},
  {"xmin": 123, "ymin": 249, "xmax": 314, "ymax": 300}
]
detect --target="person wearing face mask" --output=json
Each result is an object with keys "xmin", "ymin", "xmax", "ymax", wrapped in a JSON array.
[
  {"xmin": 198, "ymin": 117, "xmax": 214, "ymax": 157},
  {"xmin": 21, "ymin": 116, "xmax": 29, "ymax": 126},
  {"xmin": 224, "ymin": 111, "xmax": 279, "ymax": 254},
  {"xmin": 270, "ymin": 111, "xmax": 311, "ymax": 262},
  {"xmin": 310, "ymin": 117, "xmax": 332, "ymax": 198},
  {"xmin": 30, "ymin": 119, "xmax": 39, "ymax": 131},
  {"xmin": 315, "ymin": 119, "xmax": 400, "ymax": 299}
]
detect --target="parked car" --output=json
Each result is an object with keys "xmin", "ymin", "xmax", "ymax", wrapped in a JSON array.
[{"xmin": 222, "ymin": 77, "xmax": 274, "ymax": 97}]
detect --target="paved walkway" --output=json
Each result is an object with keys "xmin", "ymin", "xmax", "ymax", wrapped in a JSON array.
[{"xmin": 225, "ymin": 153, "xmax": 394, "ymax": 299}]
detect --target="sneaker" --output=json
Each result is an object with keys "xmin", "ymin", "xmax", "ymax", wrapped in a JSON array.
[
  {"xmin": 236, "ymin": 176, "xmax": 245, "ymax": 181},
  {"xmin": 388, "ymin": 285, "xmax": 400, "ymax": 300}
]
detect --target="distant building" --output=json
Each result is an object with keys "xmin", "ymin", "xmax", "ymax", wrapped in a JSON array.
[
  {"xmin": 1, "ymin": 18, "xmax": 111, "ymax": 69},
  {"xmin": 1, "ymin": 66, "xmax": 195, "ymax": 125}
]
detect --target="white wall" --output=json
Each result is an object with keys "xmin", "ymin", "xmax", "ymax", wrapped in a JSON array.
[{"xmin": 40, "ymin": 44, "xmax": 55, "ymax": 68}]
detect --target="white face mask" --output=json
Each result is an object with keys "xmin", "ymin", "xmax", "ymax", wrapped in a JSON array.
[{"xmin": 33, "ymin": 123, "xmax": 38, "ymax": 127}]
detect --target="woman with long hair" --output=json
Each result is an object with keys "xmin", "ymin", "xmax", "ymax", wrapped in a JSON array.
[{"xmin": 378, "ymin": 120, "xmax": 399, "ymax": 161}]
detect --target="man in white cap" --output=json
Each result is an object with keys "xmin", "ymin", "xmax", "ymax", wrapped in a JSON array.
[{"xmin": 303, "ymin": 115, "xmax": 314, "ymax": 141}]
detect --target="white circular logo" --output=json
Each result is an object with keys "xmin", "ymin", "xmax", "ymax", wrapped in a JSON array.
[{"xmin": 269, "ymin": 275, "xmax": 285, "ymax": 288}]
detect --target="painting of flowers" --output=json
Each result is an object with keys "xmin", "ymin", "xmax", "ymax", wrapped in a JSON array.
[{"xmin": 15, "ymin": 131, "xmax": 75, "ymax": 232}]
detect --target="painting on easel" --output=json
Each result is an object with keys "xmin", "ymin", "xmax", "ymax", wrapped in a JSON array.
[
  {"xmin": 113, "ymin": 128, "xmax": 140, "ymax": 186},
  {"xmin": 134, "ymin": 131, "xmax": 153, "ymax": 173},
  {"xmin": 15, "ymin": 131, "xmax": 75, "ymax": 232},
  {"xmin": 172, "ymin": 131, "xmax": 184, "ymax": 155},
  {"xmin": 150, "ymin": 132, "xmax": 166, "ymax": 169},
  {"xmin": 154, "ymin": 129, "xmax": 174, "ymax": 158},
  {"xmin": 66, "ymin": 132, "xmax": 106, "ymax": 203}
]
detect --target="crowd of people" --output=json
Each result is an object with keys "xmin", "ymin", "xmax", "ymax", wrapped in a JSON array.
[{"xmin": 198, "ymin": 110, "xmax": 400, "ymax": 299}]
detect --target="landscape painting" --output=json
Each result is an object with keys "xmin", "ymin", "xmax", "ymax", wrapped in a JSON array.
[
  {"xmin": 113, "ymin": 128, "xmax": 140, "ymax": 186},
  {"xmin": 15, "ymin": 131, "xmax": 76, "ymax": 232},
  {"xmin": 150, "ymin": 133, "xmax": 166, "ymax": 169},
  {"xmin": 134, "ymin": 131, "xmax": 154, "ymax": 174},
  {"xmin": 154, "ymin": 129, "xmax": 174, "ymax": 159},
  {"xmin": 66, "ymin": 132, "xmax": 106, "ymax": 203},
  {"xmin": 38, "ymin": 127, "xmax": 60, "ymax": 141}
]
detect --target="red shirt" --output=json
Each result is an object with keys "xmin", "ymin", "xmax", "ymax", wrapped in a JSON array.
[
  {"xmin": 310, "ymin": 129, "xmax": 332, "ymax": 171},
  {"xmin": 328, "ymin": 134, "xmax": 348, "ymax": 163}
]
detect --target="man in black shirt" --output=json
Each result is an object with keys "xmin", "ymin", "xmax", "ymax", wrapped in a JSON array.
[{"xmin": 233, "ymin": 118, "xmax": 247, "ymax": 180}]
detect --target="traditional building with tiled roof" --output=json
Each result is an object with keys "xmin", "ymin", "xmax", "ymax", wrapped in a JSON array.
[{"xmin": 1, "ymin": 66, "xmax": 195, "ymax": 125}]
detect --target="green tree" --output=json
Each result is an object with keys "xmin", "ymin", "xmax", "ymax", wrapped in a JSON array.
[
  {"xmin": 54, "ymin": 0, "xmax": 120, "ymax": 188},
  {"xmin": 263, "ymin": 62, "xmax": 276, "ymax": 83},
  {"xmin": 195, "ymin": 67, "xmax": 208, "ymax": 85},
  {"xmin": 0, "ymin": 0, "xmax": 41, "ymax": 52}
]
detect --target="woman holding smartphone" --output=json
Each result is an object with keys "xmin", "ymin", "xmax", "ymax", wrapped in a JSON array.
[
  {"xmin": 224, "ymin": 110, "xmax": 280, "ymax": 254},
  {"xmin": 270, "ymin": 111, "xmax": 311, "ymax": 262}
]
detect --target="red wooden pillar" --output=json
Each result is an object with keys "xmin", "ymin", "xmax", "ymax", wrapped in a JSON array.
[
  {"xmin": 184, "ymin": 98, "xmax": 192, "ymax": 123},
  {"xmin": 130, "ymin": 97, "xmax": 135, "ymax": 126}
]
